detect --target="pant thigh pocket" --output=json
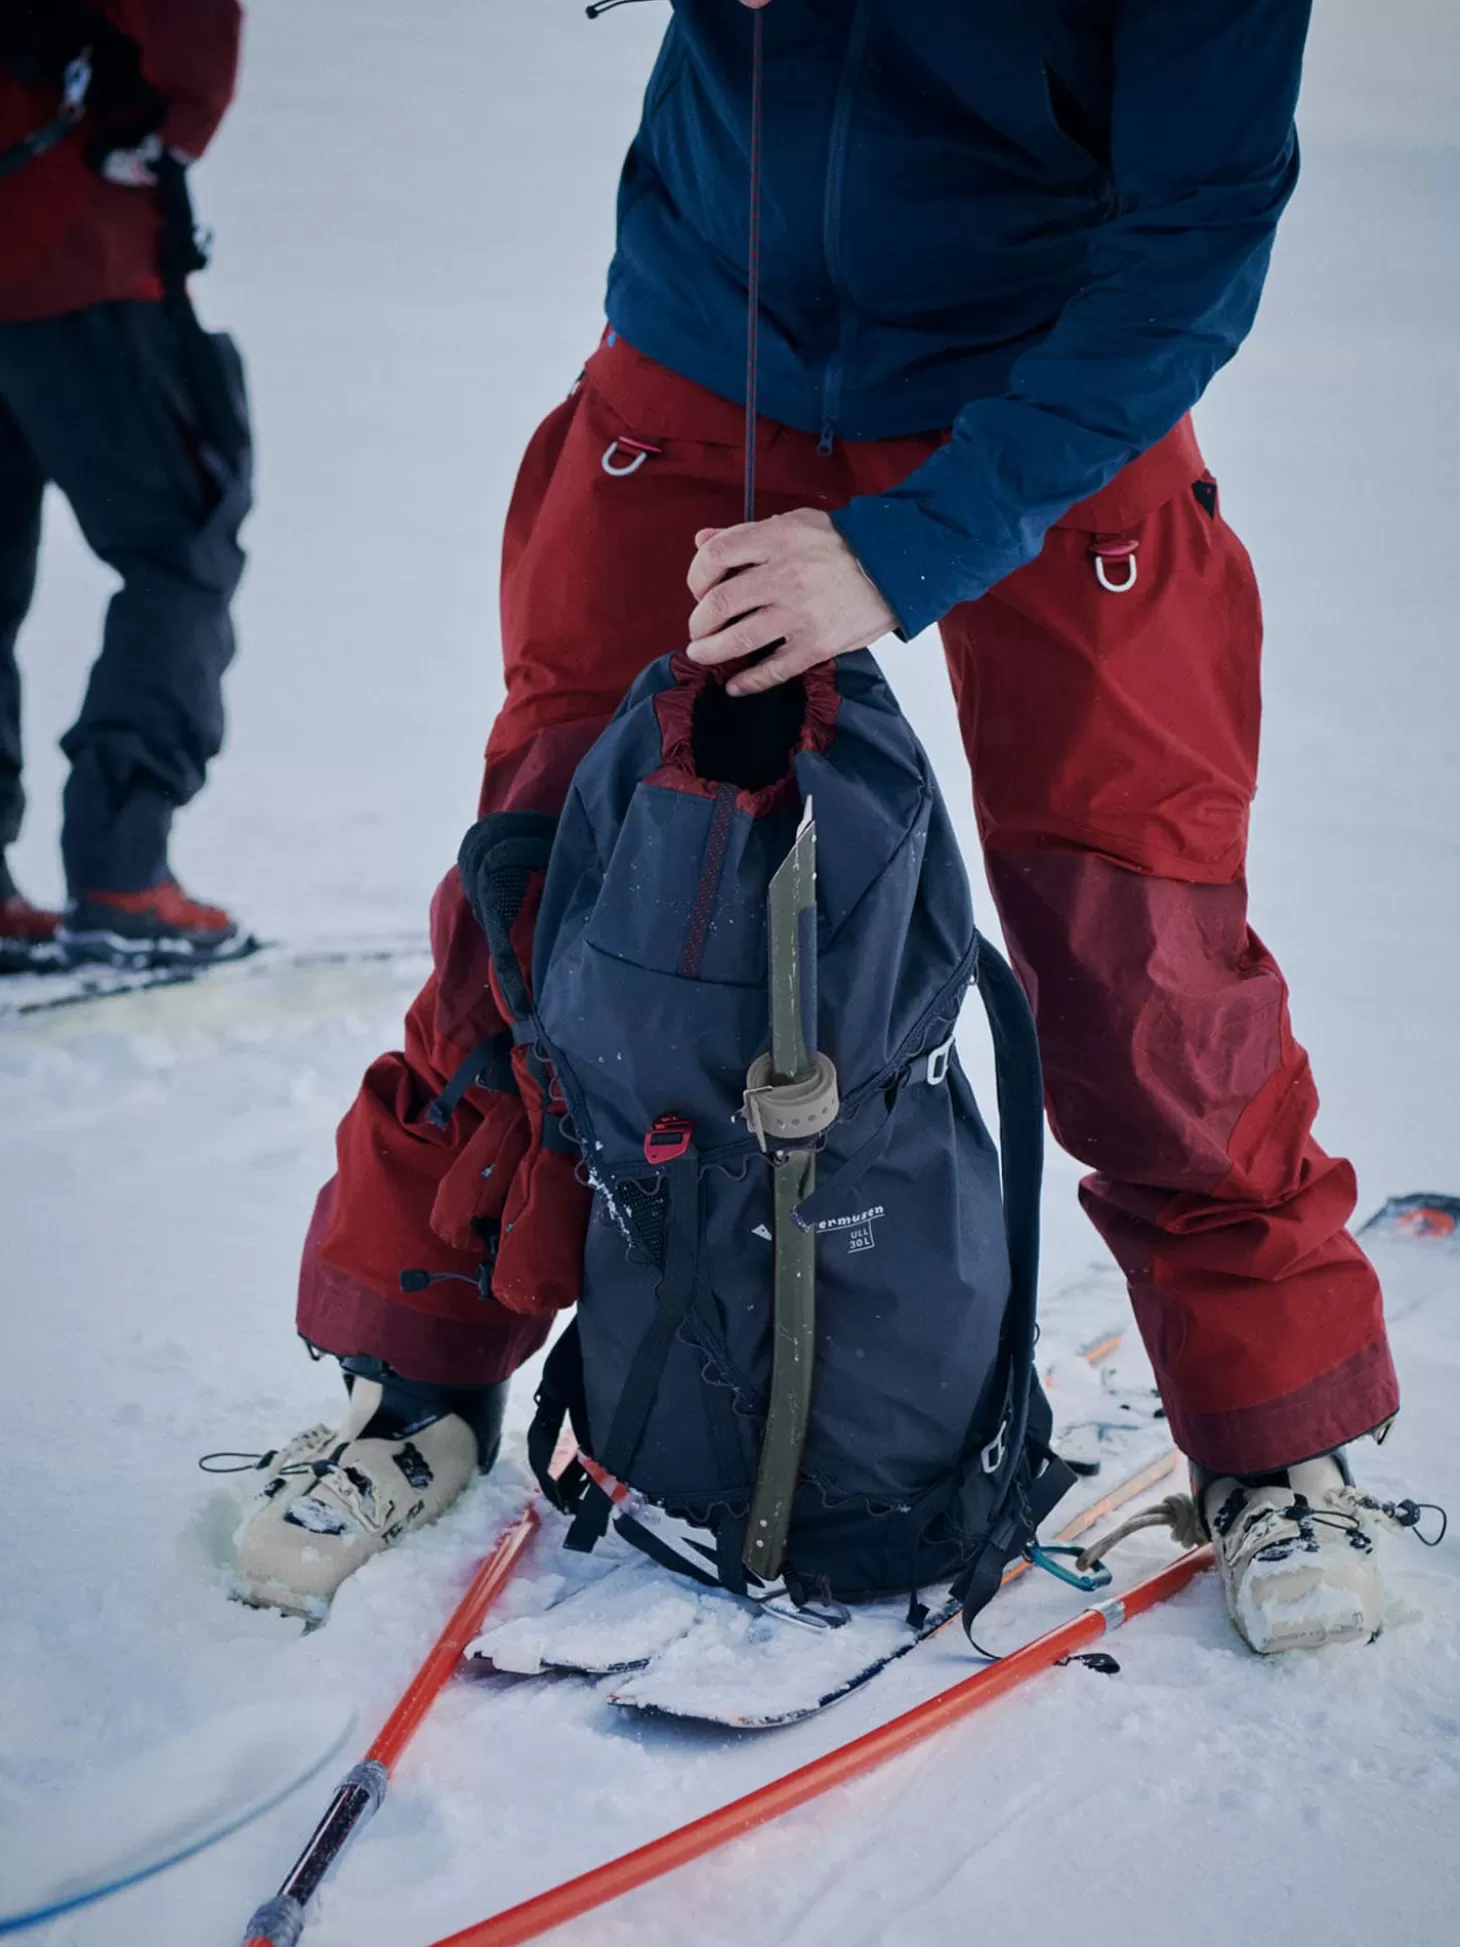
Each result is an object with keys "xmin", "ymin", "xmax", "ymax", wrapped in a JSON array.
[{"xmin": 975, "ymin": 488, "xmax": 1262, "ymax": 880}]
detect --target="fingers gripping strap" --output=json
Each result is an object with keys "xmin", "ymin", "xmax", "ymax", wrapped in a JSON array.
[{"xmin": 456, "ymin": 813, "xmax": 558, "ymax": 1025}]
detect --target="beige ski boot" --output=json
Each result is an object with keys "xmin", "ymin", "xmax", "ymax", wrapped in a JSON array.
[
  {"xmin": 232, "ymin": 1378, "xmax": 482, "ymax": 1620},
  {"xmin": 1202, "ymin": 1453, "xmax": 1392, "ymax": 1654}
]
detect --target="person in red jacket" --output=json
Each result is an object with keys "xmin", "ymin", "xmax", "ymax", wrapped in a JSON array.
[{"xmin": 0, "ymin": 0, "xmax": 250, "ymax": 968}]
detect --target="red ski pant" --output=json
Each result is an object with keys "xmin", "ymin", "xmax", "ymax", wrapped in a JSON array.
[{"xmin": 298, "ymin": 333, "xmax": 1398, "ymax": 1476}]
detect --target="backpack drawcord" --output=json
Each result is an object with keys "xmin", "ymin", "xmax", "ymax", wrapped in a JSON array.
[
  {"xmin": 1073, "ymin": 1485, "xmax": 1446, "ymax": 1575},
  {"xmin": 1073, "ymin": 1493, "xmax": 1206, "ymax": 1573}
]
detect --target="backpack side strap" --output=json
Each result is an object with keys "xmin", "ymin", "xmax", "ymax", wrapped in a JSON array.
[
  {"xmin": 593, "ymin": 1151, "xmax": 702, "ymax": 1486},
  {"xmin": 526, "ymin": 1320, "xmax": 593, "ymax": 1515}
]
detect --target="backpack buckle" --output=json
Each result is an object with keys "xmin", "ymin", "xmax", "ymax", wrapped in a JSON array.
[
  {"xmin": 980, "ymin": 1414, "xmax": 1009, "ymax": 1475},
  {"xmin": 644, "ymin": 1113, "xmax": 694, "ymax": 1166},
  {"xmin": 924, "ymin": 1034, "xmax": 954, "ymax": 1086}
]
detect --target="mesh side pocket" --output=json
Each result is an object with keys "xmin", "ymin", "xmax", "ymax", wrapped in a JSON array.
[
  {"xmin": 480, "ymin": 862, "xmax": 532, "ymax": 935},
  {"xmin": 620, "ymin": 1176, "xmax": 669, "ymax": 1269}
]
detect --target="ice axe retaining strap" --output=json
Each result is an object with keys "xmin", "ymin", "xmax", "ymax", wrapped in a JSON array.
[{"xmin": 742, "ymin": 1049, "xmax": 839, "ymax": 1149}]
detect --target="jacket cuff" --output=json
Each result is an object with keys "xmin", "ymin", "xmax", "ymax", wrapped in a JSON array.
[{"xmin": 831, "ymin": 495, "xmax": 997, "ymax": 640}]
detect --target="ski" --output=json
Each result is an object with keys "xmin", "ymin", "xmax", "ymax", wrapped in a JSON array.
[
  {"xmin": 0, "ymin": 933, "xmax": 429, "ymax": 1026},
  {"xmin": 612, "ymin": 1441, "xmax": 1179, "ymax": 1727},
  {"xmin": 0, "ymin": 927, "xmax": 264, "ymax": 988},
  {"xmin": 470, "ymin": 1327, "xmax": 1174, "ymax": 1727},
  {"xmin": 431, "ymin": 1547, "xmax": 1214, "ymax": 1947},
  {"xmin": 1360, "ymin": 1192, "xmax": 1460, "ymax": 1247}
]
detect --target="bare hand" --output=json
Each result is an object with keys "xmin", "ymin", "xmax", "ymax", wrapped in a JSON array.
[{"xmin": 685, "ymin": 509, "xmax": 897, "ymax": 697}]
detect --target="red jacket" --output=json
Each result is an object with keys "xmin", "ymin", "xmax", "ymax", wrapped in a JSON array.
[{"xmin": 0, "ymin": 1, "xmax": 241, "ymax": 321}]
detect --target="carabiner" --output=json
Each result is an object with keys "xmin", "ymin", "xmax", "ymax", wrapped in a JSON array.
[{"xmin": 1026, "ymin": 1542, "xmax": 1113, "ymax": 1593}]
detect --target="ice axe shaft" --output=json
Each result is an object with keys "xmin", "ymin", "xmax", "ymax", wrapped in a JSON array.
[
  {"xmin": 767, "ymin": 801, "xmax": 816, "ymax": 1085},
  {"xmin": 743, "ymin": 803, "xmax": 831, "ymax": 1582}
]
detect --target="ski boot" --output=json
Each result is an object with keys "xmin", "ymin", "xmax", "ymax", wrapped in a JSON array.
[
  {"xmin": 1077, "ymin": 1446, "xmax": 1442, "ymax": 1655},
  {"xmin": 0, "ymin": 854, "xmax": 62, "ymax": 971},
  {"xmin": 228, "ymin": 1361, "xmax": 507, "ymax": 1620},
  {"xmin": 58, "ymin": 880, "xmax": 249, "ymax": 968},
  {"xmin": 0, "ymin": 890, "xmax": 63, "ymax": 972},
  {"xmin": 1200, "ymin": 1452, "xmax": 1390, "ymax": 1654}
]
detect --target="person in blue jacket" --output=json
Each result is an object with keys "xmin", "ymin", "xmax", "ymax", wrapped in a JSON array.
[{"xmin": 240, "ymin": 0, "xmax": 1403, "ymax": 1656}]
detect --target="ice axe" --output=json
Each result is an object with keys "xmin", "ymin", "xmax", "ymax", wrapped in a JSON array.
[{"xmin": 741, "ymin": 798, "xmax": 839, "ymax": 1580}]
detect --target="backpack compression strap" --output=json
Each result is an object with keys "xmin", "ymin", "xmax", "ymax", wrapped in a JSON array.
[{"xmin": 523, "ymin": 1144, "xmax": 706, "ymax": 1556}]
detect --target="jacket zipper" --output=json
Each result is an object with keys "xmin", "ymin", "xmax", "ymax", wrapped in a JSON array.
[{"xmin": 817, "ymin": 0, "xmax": 874, "ymax": 454}]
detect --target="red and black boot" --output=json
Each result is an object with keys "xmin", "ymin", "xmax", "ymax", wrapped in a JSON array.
[
  {"xmin": 0, "ymin": 855, "xmax": 63, "ymax": 972},
  {"xmin": 0, "ymin": 891, "xmax": 63, "ymax": 972},
  {"xmin": 58, "ymin": 880, "xmax": 253, "ymax": 969}
]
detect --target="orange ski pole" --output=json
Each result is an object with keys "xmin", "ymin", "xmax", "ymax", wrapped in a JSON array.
[
  {"xmin": 241, "ymin": 1499, "xmax": 540, "ymax": 1947},
  {"xmin": 427, "ymin": 1545, "xmax": 1212, "ymax": 1947}
]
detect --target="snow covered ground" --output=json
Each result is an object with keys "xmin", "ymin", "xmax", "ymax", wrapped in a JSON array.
[{"xmin": 2, "ymin": 3, "xmax": 1458, "ymax": 1943}]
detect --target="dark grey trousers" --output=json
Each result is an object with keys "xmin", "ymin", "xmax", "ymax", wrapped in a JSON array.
[{"xmin": 0, "ymin": 299, "xmax": 251, "ymax": 895}]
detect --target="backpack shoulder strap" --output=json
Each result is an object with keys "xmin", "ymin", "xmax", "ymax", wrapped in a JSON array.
[
  {"xmin": 974, "ymin": 931, "xmax": 1043, "ymax": 1417},
  {"xmin": 952, "ymin": 930, "xmax": 1062, "ymax": 1634}
]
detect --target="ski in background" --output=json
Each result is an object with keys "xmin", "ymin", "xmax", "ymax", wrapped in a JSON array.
[
  {"xmin": 0, "ymin": 928, "xmax": 261, "ymax": 985},
  {"xmin": 1360, "ymin": 1192, "xmax": 1460, "ymax": 1247},
  {"xmin": 0, "ymin": 934, "xmax": 429, "ymax": 1025}
]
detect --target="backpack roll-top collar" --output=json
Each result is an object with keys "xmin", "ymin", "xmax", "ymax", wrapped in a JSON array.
[{"xmin": 649, "ymin": 651, "xmax": 839, "ymax": 819}]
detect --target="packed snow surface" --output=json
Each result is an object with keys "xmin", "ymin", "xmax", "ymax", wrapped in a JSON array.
[
  {"xmin": 0, "ymin": 1697, "xmax": 354, "ymax": 1930},
  {"xmin": 2, "ymin": 3, "xmax": 1458, "ymax": 1944}
]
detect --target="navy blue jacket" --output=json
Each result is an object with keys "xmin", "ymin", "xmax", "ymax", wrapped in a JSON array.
[{"xmin": 605, "ymin": 0, "xmax": 1311, "ymax": 635}]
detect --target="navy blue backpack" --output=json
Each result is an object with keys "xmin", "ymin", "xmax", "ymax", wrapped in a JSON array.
[{"xmin": 458, "ymin": 650, "xmax": 1075, "ymax": 1630}]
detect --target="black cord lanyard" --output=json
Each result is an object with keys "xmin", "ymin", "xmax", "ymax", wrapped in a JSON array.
[{"xmin": 743, "ymin": 8, "xmax": 765, "ymax": 525}]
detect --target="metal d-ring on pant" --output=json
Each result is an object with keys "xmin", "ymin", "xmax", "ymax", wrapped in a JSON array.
[{"xmin": 1090, "ymin": 536, "xmax": 1139, "ymax": 593}]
